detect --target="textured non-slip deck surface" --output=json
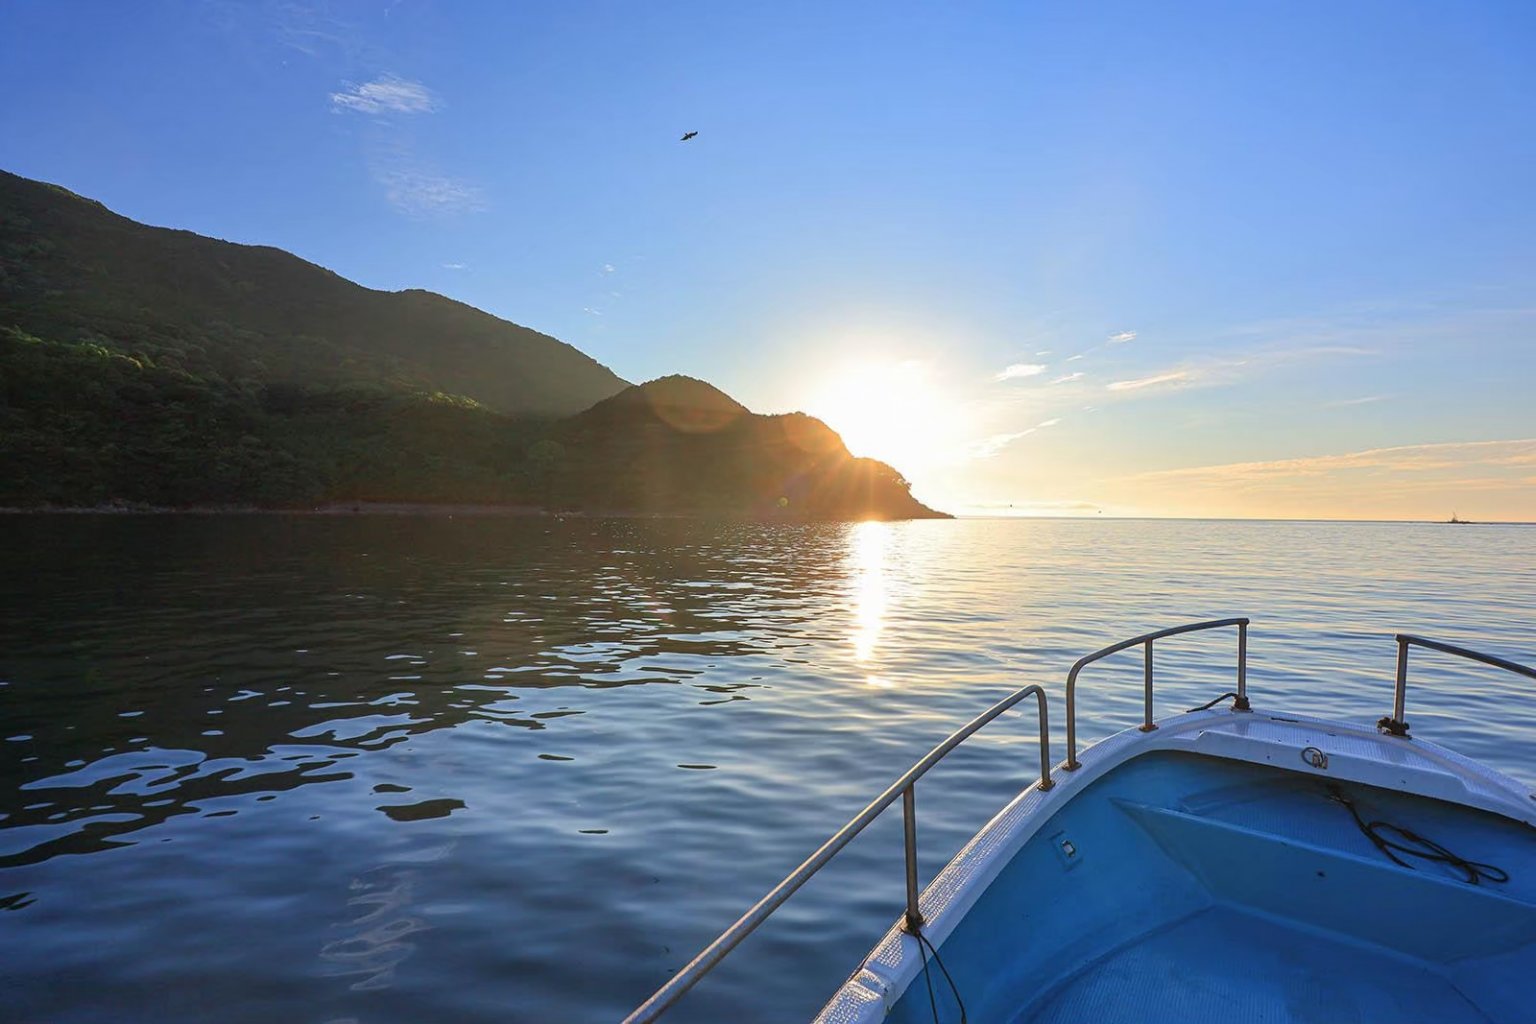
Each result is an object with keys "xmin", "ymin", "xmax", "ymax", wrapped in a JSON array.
[{"xmin": 1020, "ymin": 906, "xmax": 1490, "ymax": 1024}]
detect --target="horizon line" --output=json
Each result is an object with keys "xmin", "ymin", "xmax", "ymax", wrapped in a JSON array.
[{"xmin": 948, "ymin": 513, "xmax": 1536, "ymax": 526}]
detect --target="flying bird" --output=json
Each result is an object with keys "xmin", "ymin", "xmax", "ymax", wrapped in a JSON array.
[{"xmin": 680, "ymin": 131, "xmax": 698, "ymax": 141}]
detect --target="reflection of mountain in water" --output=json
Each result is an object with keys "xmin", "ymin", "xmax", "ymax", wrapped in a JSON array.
[{"xmin": 0, "ymin": 516, "xmax": 851, "ymax": 865}]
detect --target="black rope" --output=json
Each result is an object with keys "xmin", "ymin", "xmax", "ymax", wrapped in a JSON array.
[
  {"xmin": 911, "ymin": 923, "xmax": 967, "ymax": 1023},
  {"xmin": 1187, "ymin": 691, "xmax": 1240, "ymax": 713},
  {"xmin": 916, "ymin": 923, "xmax": 939, "ymax": 1024},
  {"xmin": 1327, "ymin": 784, "xmax": 1509, "ymax": 885}
]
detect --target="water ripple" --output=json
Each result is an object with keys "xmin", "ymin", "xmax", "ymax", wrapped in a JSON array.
[{"xmin": 0, "ymin": 515, "xmax": 1531, "ymax": 1022}]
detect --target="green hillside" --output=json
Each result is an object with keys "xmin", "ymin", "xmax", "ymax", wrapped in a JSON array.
[
  {"xmin": 0, "ymin": 171, "xmax": 946, "ymax": 518},
  {"xmin": 0, "ymin": 170, "xmax": 626, "ymax": 417},
  {"xmin": 0, "ymin": 324, "xmax": 557, "ymax": 506}
]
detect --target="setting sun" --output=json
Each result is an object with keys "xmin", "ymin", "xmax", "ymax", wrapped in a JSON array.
[{"xmin": 804, "ymin": 360, "xmax": 966, "ymax": 472}]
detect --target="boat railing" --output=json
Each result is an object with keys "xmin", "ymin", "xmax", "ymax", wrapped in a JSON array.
[
  {"xmin": 1063, "ymin": 617, "xmax": 1250, "ymax": 771},
  {"xmin": 621, "ymin": 682, "xmax": 1053, "ymax": 1024},
  {"xmin": 1379, "ymin": 634, "xmax": 1536, "ymax": 737}
]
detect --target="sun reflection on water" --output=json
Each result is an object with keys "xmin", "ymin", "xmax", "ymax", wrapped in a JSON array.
[{"xmin": 850, "ymin": 521, "xmax": 889, "ymax": 683}]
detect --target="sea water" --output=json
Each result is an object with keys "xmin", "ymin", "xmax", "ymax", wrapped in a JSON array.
[{"xmin": 1, "ymin": 515, "xmax": 1531, "ymax": 1022}]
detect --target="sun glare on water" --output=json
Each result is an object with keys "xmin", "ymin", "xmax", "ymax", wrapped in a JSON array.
[
  {"xmin": 805, "ymin": 360, "xmax": 963, "ymax": 471},
  {"xmin": 850, "ymin": 520, "xmax": 896, "ymax": 688}
]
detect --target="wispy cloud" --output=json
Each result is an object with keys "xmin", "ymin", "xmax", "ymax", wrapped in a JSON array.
[
  {"xmin": 331, "ymin": 74, "xmax": 438, "ymax": 115},
  {"xmin": 1106, "ymin": 437, "xmax": 1536, "ymax": 519},
  {"xmin": 1126, "ymin": 438, "xmax": 1536, "ymax": 485},
  {"xmin": 1106, "ymin": 370, "xmax": 1190, "ymax": 392},
  {"xmin": 442, "ymin": 262, "xmax": 467, "ymax": 270},
  {"xmin": 1328, "ymin": 394, "xmax": 1389, "ymax": 407},
  {"xmin": 996, "ymin": 363, "xmax": 1047, "ymax": 381},
  {"xmin": 333, "ymin": 71, "xmax": 480, "ymax": 217},
  {"xmin": 1279, "ymin": 345, "xmax": 1379, "ymax": 359},
  {"xmin": 1108, "ymin": 330, "xmax": 1137, "ymax": 344},
  {"xmin": 377, "ymin": 167, "xmax": 484, "ymax": 216},
  {"xmin": 968, "ymin": 418, "xmax": 1062, "ymax": 458},
  {"xmin": 1065, "ymin": 354, "xmax": 1084, "ymax": 362},
  {"xmin": 1051, "ymin": 372, "xmax": 1084, "ymax": 385},
  {"xmin": 602, "ymin": 264, "xmax": 615, "ymax": 274},
  {"xmin": 970, "ymin": 432, "xmax": 1028, "ymax": 458},
  {"xmin": 1097, "ymin": 341, "xmax": 1376, "ymax": 401},
  {"xmin": 582, "ymin": 307, "xmax": 603, "ymax": 316},
  {"xmin": 209, "ymin": 1, "xmax": 374, "ymax": 63}
]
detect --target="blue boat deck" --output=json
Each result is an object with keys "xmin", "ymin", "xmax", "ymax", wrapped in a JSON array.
[
  {"xmin": 1023, "ymin": 904, "xmax": 1489, "ymax": 1024},
  {"xmin": 883, "ymin": 749, "xmax": 1536, "ymax": 1023}
]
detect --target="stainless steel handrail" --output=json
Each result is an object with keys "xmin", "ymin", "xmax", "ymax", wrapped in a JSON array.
[
  {"xmin": 1379, "ymin": 634, "xmax": 1536, "ymax": 737},
  {"xmin": 1064, "ymin": 617, "xmax": 1249, "ymax": 770},
  {"xmin": 622, "ymin": 683, "xmax": 1053, "ymax": 1024}
]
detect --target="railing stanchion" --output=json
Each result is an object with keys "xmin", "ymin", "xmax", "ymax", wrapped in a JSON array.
[
  {"xmin": 902, "ymin": 785, "xmax": 922, "ymax": 931},
  {"xmin": 1379, "ymin": 633, "xmax": 1536, "ymax": 739},
  {"xmin": 1235, "ymin": 620, "xmax": 1251, "ymax": 711},
  {"xmin": 1139, "ymin": 639, "xmax": 1158, "ymax": 732},
  {"xmin": 1381, "ymin": 636, "xmax": 1412, "ymax": 736},
  {"xmin": 1064, "ymin": 666, "xmax": 1081, "ymax": 771},
  {"xmin": 1034, "ymin": 687, "xmax": 1055, "ymax": 790}
]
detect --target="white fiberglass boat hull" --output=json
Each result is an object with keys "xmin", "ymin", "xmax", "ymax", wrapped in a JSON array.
[{"xmin": 820, "ymin": 707, "xmax": 1536, "ymax": 1023}]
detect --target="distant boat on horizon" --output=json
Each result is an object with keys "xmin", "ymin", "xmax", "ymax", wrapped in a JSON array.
[{"xmin": 1447, "ymin": 512, "xmax": 1474, "ymax": 524}]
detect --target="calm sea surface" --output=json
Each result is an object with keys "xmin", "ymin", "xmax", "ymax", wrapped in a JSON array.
[{"xmin": 1, "ymin": 516, "xmax": 1533, "ymax": 1023}]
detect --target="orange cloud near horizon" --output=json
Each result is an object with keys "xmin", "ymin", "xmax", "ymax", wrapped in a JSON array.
[{"xmin": 1092, "ymin": 437, "xmax": 1536, "ymax": 521}]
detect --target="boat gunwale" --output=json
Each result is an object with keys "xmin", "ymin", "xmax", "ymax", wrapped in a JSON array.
[{"xmin": 814, "ymin": 705, "xmax": 1536, "ymax": 1022}]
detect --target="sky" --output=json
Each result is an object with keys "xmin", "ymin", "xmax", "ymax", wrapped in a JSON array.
[{"xmin": 2, "ymin": 0, "xmax": 1534, "ymax": 520}]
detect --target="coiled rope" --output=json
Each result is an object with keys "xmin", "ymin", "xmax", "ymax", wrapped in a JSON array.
[{"xmin": 1327, "ymin": 783, "xmax": 1509, "ymax": 885}]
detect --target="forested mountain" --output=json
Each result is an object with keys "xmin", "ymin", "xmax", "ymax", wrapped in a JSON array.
[
  {"xmin": 0, "ymin": 170, "xmax": 627, "ymax": 416},
  {"xmin": 0, "ymin": 172, "xmax": 946, "ymax": 518}
]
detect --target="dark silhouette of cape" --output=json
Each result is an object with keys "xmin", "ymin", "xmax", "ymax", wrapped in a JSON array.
[
  {"xmin": 549, "ymin": 376, "xmax": 947, "ymax": 519},
  {"xmin": 0, "ymin": 170, "xmax": 948, "ymax": 519}
]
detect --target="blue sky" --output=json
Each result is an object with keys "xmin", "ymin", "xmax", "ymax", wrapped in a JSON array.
[{"xmin": 3, "ymin": 1, "xmax": 1534, "ymax": 518}]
